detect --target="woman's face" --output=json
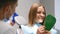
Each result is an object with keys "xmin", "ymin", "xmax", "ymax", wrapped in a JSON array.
[{"xmin": 35, "ymin": 6, "xmax": 46, "ymax": 23}]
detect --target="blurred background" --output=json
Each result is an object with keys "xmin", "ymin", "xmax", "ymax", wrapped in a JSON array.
[{"xmin": 15, "ymin": 0, "xmax": 60, "ymax": 34}]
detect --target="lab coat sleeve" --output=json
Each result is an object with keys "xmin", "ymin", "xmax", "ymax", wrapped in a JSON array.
[
  {"xmin": 15, "ymin": 16, "xmax": 27, "ymax": 25},
  {"xmin": 16, "ymin": 28, "xmax": 24, "ymax": 34},
  {"xmin": 16, "ymin": 25, "xmax": 25, "ymax": 34}
]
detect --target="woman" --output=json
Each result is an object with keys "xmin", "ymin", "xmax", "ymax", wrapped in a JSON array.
[{"xmin": 16, "ymin": 3, "xmax": 57, "ymax": 34}]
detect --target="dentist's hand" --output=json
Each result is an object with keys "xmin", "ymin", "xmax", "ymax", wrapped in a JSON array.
[{"xmin": 10, "ymin": 22, "xmax": 15, "ymax": 26}]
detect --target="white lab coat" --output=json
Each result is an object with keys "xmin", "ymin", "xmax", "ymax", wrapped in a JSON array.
[{"xmin": 0, "ymin": 20, "xmax": 19, "ymax": 34}]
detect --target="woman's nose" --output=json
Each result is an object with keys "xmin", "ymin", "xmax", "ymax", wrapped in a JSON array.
[{"xmin": 40, "ymin": 13, "xmax": 45, "ymax": 17}]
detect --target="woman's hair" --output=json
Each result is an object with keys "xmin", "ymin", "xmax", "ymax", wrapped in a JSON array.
[
  {"xmin": 0, "ymin": 0, "xmax": 18, "ymax": 9},
  {"xmin": 28, "ymin": 3, "xmax": 46, "ymax": 26}
]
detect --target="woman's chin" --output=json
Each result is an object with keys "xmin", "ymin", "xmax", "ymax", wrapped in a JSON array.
[{"xmin": 38, "ymin": 19, "xmax": 43, "ymax": 23}]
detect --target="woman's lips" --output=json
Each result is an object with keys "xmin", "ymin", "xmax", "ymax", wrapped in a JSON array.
[{"xmin": 38, "ymin": 16, "xmax": 45, "ymax": 19}]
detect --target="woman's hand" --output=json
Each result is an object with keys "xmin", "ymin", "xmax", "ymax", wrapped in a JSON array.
[
  {"xmin": 36, "ymin": 26, "xmax": 45, "ymax": 34},
  {"xmin": 36, "ymin": 26, "xmax": 51, "ymax": 34},
  {"xmin": 44, "ymin": 30, "xmax": 51, "ymax": 34}
]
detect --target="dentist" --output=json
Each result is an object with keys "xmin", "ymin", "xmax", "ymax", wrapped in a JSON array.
[{"xmin": 0, "ymin": 0, "xmax": 18, "ymax": 34}]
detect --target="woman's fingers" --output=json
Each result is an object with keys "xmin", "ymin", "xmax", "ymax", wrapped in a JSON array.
[
  {"xmin": 37, "ymin": 26, "xmax": 51, "ymax": 34},
  {"xmin": 37, "ymin": 26, "xmax": 45, "ymax": 34},
  {"xmin": 45, "ymin": 30, "xmax": 51, "ymax": 34}
]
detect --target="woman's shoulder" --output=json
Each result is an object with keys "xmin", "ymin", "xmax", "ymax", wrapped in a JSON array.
[
  {"xmin": 50, "ymin": 28, "xmax": 57, "ymax": 34},
  {"xmin": 21, "ymin": 25, "xmax": 33, "ymax": 33},
  {"xmin": 21, "ymin": 25, "xmax": 32, "ymax": 29}
]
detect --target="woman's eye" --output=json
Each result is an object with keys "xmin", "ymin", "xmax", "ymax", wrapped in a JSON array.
[
  {"xmin": 37, "ymin": 11, "xmax": 46, "ymax": 15},
  {"xmin": 43, "ymin": 12, "xmax": 46, "ymax": 14},
  {"xmin": 37, "ymin": 12, "xmax": 41, "ymax": 14}
]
